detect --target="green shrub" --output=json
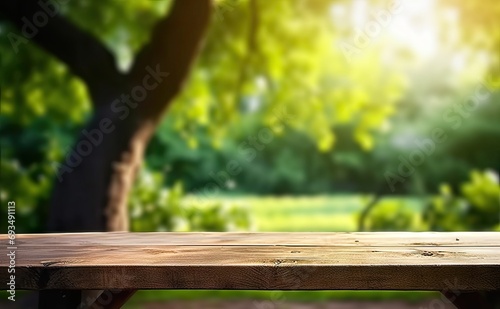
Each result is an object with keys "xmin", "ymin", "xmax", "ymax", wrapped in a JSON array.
[
  {"xmin": 423, "ymin": 170, "xmax": 500, "ymax": 231},
  {"xmin": 364, "ymin": 199, "xmax": 422, "ymax": 231},
  {"xmin": 129, "ymin": 168, "xmax": 252, "ymax": 232}
]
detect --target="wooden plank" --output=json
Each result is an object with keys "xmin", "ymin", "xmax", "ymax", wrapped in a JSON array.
[
  {"xmin": 0, "ymin": 232, "xmax": 499, "ymax": 291},
  {"xmin": 5, "ymin": 245, "xmax": 500, "ymax": 266},
  {"xmin": 8, "ymin": 232, "xmax": 499, "ymax": 247},
  {"xmin": 8, "ymin": 263, "xmax": 500, "ymax": 291}
]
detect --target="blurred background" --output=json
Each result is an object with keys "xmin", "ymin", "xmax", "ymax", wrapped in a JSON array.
[{"xmin": 1, "ymin": 0, "xmax": 499, "ymax": 307}]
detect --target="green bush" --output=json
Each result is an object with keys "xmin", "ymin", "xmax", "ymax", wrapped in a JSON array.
[
  {"xmin": 0, "ymin": 158, "xmax": 52, "ymax": 233},
  {"xmin": 364, "ymin": 199, "xmax": 422, "ymax": 231},
  {"xmin": 129, "ymin": 168, "xmax": 252, "ymax": 232},
  {"xmin": 423, "ymin": 170, "xmax": 500, "ymax": 231}
]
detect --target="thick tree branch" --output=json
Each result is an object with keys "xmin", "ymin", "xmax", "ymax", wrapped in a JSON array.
[
  {"xmin": 0, "ymin": 0, "xmax": 121, "ymax": 107},
  {"xmin": 2, "ymin": 0, "xmax": 214, "ymax": 235},
  {"xmin": 130, "ymin": 0, "xmax": 213, "ymax": 121}
]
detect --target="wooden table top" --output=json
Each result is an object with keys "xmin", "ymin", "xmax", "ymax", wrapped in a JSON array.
[{"xmin": 1, "ymin": 232, "xmax": 499, "ymax": 291}]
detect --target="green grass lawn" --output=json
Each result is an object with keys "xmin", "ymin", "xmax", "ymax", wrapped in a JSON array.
[
  {"xmin": 197, "ymin": 194, "xmax": 426, "ymax": 231},
  {"xmin": 125, "ymin": 194, "xmax": 436, "ymax": 308}
]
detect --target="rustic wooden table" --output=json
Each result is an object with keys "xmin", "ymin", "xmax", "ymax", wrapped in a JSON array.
[{"xmin": 1, "ymin": 232, "xmax": 499, "ymax": 309}]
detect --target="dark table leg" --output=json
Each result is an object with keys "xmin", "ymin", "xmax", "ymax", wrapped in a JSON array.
[
  {"xmin": 38, "ymin": 290, "xmax": 81, "ymax": 309},
  {"xmin": 91, "ymin": 289, "xmax": 137, "ymax": 309},
  {"xmin": 442, "ymin": 291, "xmax": 500, "ymax": 309}
]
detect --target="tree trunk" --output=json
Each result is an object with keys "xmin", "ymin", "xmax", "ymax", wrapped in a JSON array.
[{"xmin": 48, "ymin": 104, "xmax": 155, "ymax": 232}]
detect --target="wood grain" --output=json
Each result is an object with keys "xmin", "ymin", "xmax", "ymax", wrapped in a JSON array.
[{"xmin": 1, "ymin": 232, "xmax": 499, "ymax": 291}]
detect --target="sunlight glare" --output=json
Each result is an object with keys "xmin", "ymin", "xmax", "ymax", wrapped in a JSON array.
[{"xmin": 387, "ymin": 0, "xmax": 440, "ymax": 60}]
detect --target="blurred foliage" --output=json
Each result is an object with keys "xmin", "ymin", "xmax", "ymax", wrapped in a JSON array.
[
  {"xmin": 424, "ymin": 170, "xmax": 500, "ymax": 231},
  {"xmin": 363, "ymin": 199, "xmax": 423, "ymax": 231},
  {"xmin": 1, "ymin": 0, "xmax": 407, "ymax": 152},
  {"xmin": 441, "ymin": 0, "xmax": 500, "ymax": 87},
  {"xmin": 129, "ymin": 168, "xmax": 251, "ymax": 232},
  {"xmin": 147, "ymin": 89, "xmax": 500, "ymax": 195},
  {"xmin": 0, "ymin": 158, "xmax": 50, "ymax": 232},
  {"xmin": 362, "ymin": 170, "xmax": 500, "ymax": 232},
  {"xmin": 156, "ymin": 2, "xmax": 401, "ymax": 153},
  {"xmin": 0, "ymin": 117, "xmax": 67, "ymax": 233}
]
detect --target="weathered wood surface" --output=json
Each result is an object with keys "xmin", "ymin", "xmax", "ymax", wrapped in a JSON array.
[{"xmin": 1, "ymin": 232, "xmax": 499, "ymax": 291}]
